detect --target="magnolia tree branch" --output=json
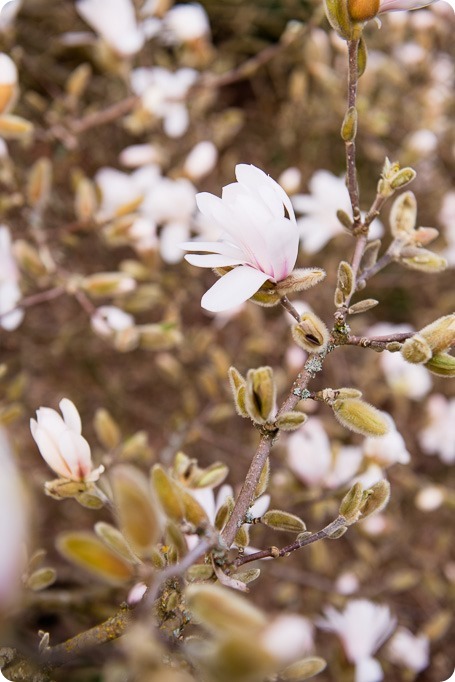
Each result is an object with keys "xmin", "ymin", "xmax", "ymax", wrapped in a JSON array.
[
  {"xmin": 345, "ymin": 331, "xmax": 413, "ymax": 350},
  {"xmin": 345, "ymin": 39, "xmax": 361, "ymax": 228}
]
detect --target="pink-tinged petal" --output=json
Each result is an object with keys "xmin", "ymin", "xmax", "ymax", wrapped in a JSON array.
[
  {"xmin": 57, "ymin": 430, "xmax": 92, "ymax": 481},
  {"xmin": 32, "ymin": 425, "xmax": 72, "ymax": 478},
  {"xmin": 201, "ymin": 266, "xmax": 269, "ymax": 312},
  {"xmin": 263, "ymin": 217, "xmax": 299, "ymax": 281},
  {"xmin": 235, "ymin": 164, "xmax": 296, "ymax": 223},
  {"xmin": 35, "ymin": 407, "xmax": 67, "ymax": 436},
  {"xmin": 184, "ymin": 254, "xmax": 245, "ymax": 268},
  {"xmin": 180, "ymin": 240, "xmax": 245, "ymax": 259},
  {"xmin": 59, "ymin": 398, "xmax": 82, "ymax": 434}
]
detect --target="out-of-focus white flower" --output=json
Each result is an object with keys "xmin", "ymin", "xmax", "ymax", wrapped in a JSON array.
[
  {"xmin": 30, "ymin": 399, "xmax": 104, "ymax": 482},
  {"xmin": 261, "ymin": 614, "xmax": 314, "ymax": 664},
  {"xmin": 95, "ymin": 165, "xmax": 161, "ymax": 220},
  {"xmin": 91, "ymin": 305, "xmax": 135, "ymax": 338},
  {"xmin": 418, "ymin": 394, "xmax": 455, "ymax": 464},
  {"xmin": 183, "ymin": 141, "xmax": 218, "ymax": 180},
  {"xmin": 386, "ymin": 627, "xmax": 429, "ymax": 672},
  {"xmin": 393, "ymin": 42, "xmax": 426, "ymax": 67},
  {"xmin": 317, "ymin": 600, "xmax": 396, "ymax": 682},
  {"xmin": 359, "ymin": 513, "xmax": 390, "ymax": 536},
  {"xmin": 162, "ymin": 3, "xmax": 210, "ymax": 44},
  {"xmin": 278, "ymin": 167, "xmax": 301, "ymax": 195},
  {"xmin": 405, "ymin": 129, "xmax": 438, "ymax": 156},
  {"xmin": 0, "ymin": 427, "xmax": 27, "ymax": 610},
  {"xmin": 182, "ymin": 164, "xmax": 299, "ymax": 312},
  {"xmin": 415, "ymin": 485, "xmax": 445, "ymax": 511},
  {"xmin": 0, "ymin": 52, "xmax": 17, "ymax": 114},
  {"xmin": 292, "ymin": 171, "xmax": 383, "ymax": 253},
  {"xmin": 379, "ymin": 0, "xmax": 439, "ymax": 11},
  {"xmin": 0, "ymin": 225, "xmax": 23, "ymax": 331},
  {"xmin": 127, "ymin": 581, "xmax": 147, "ymax": 606},
  {"xmin": 0, "ymin": 0, "xmax": 21, "ymax": 32},
  {"xmin": 287, "ymin": 418, "xmax": 363, "ymax": 489},
  {"xmin": 131, "ymin": 66, "xmax": 198, "ymax": 138},
  {"xmin": 362, "ymin": 415, "xmax": 411, "ymax": 467},
  {"xmin": 439, "ymin": 190, "xmax": 455, "ymax": 266},
  {"xmin": 76, "ymin": 0, "xmax": 145, "ymax": 56},
  {"xmin": 119, "ymin": 143, "xmax": 162, "ymax": 168},
  {"xmin": 335, "ymin": 572, "xmax": 360, "ymax": 595}
]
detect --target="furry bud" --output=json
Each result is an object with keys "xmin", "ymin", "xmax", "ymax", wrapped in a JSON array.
[
  {"xmin": 332, "ymin": 398, "xmax": 389, "ymax": 437},
  {"xmin": 400, "ymin": 334, "xmax": 432, "ymax": 364},
  {"xmin": 245, "ymin": 367, "xmax": 276, "ymax": 424},
  {"xmin": 292, "ymin": 312, "xmax": 330, "ymax": 354},
  {"xmin": 419, "ymin": 314, "xmax": 455, "ymax": 354},
  {"xmin": 425, "ymin": 353, "xmax": 455, "ymax": 378}
]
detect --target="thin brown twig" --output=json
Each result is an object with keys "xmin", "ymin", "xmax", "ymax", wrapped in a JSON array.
[
  {"xmin": 345, "ymin": 331, "xmax": 413, "ymax": 350},
  {"xmin": 280, "ymin": 296, "xmax": 301, "ymax": 322},
  {"xmin": 345, "ymin": 39, "xmax": 361, "ymax": 228}
]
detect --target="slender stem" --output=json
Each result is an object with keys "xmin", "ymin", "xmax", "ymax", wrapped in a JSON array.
[
  {"xmin": 345, "ymin": 39, "xmax": 361, "ymax": 228},
  {"xmin": 280, "ymin": 296, "xmax": 301, "ymax": 322},
  {"xmin": 345, "ymin": 332, "xmax": 413, "ymax": 350},
  {"xmin": 356, "ymin": 250, "xmax": 394, "ymax": 287},
  {"xmin": 0, "ymin": 286, "xmax": 65, "ymax": 323},
  {"xmin": 234, "ymin": 515, "xmax": 347, "ymax": 568}
]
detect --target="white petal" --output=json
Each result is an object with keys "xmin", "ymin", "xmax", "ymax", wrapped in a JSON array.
[
  {"xmin": 59, "ymin": 398, "xmax": 82, "ymax": 434},
  {"xmin": 235, "ymin": 164, "xmax": 296, "ymax": 222},
  {"xmin": 163, "ymin": 104, "xmax": 189, "ymax": 138},
  {"xmin": 57, "ymin": 430, "xmax": 92, "ymax": 481},
  {"xmin": 355, "ymin": 658, "xmax": 383, "ymax": 682},
  {"xmin": 33, "ymin": 426, "xmax": 72, "ymax": 478},
  {"xmin": 159, "ymin": 222, "xmax": 188, "ymax": 264},
  {"xmin": 181, "ymin": 240, "xmax": 245, "ymax": 259},
  {"xmin": 185, "ymin": 254, "xmax": 245, "ymax": 268},
  {"xmin": 201, "ymin": 266, "xmax": 269, "ymax": 312}
]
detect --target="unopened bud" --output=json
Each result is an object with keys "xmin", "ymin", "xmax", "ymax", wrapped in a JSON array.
[
  {"xmin": 337, "ymin": 209, "xmax": 353, "ymax": 230},
  {"xmin": 232, "ymin": 568, "xmax": 261, "ymax": 585},
  {"xmin": 348, "ymin": 299, "xmax": 379, "ymax": 315},
  {"xmin": 27, "ymin": 568, "xmax": 57, "ymax": 592},
  {"xmin": 390, "ymin": 167, "xmax": 416, "ymax": 190},
  {"xmin": 245, "ymin": 366, "xmax": 276, "ymax": 424},
  {"xmin": 357, "ymin": 36, "xmax": 368, "ymax": 77},
  {"xmin": 250, "ymin": 286, "xmax": 282, "ymax": 307},
  {"xmin": 277, "ymin": 268, "xmax": 326, "ymax": 296},
  {"xmin": 254, "ymin": 458, "xmax": 270, "ymax": 499},
  {"xmin": 234, "ymin": 524, "xmax": 250, "ymax": 548},
  {"xmin": 66, "ymin": 63, "xmax": 92, "ymax": 100},
  {"xmin": 334, "ymin": 288, "xmax": 345, "ymax": 308},
  {"xmin": 27, "ymin": 158, "xmax": 52, "ymax": 209},
  {"xmin": 337, "ymin": 261, "xmax": 355, "ymax": 298},
  {"xmin": 181, "ymin": 488, "xmax": 209, "ymax": 527},
  {"xmin": 0, "ymin": 114, "xmax": 33, "ymax": 139},
  {"xmin": 193, "ymin": 462, "xmax": 229, "ymax": 489},
  {"xmin": 275, "ymin": 411, "xmax": 308, "ymax": 431},
  {"xmin": 215, "ymin": 495, "xmax": 234, "ymax": 531},
  {"xmin": 292, "ymin": 312, "xmax": 330, "ymax": 354},
  {"xmin": 360, "ymin": 479, "xmax": 391, "ymax": 518},
  {"xmin": 360, "ymin": 239, "xmax": 381, "ymax": 272},
  {"xmin": 419, "ymin": 314, "xmax": 455, "ymax": 353},
  {"xmin": 425, "ymin": 352, "xmax": 455, "ymax": 378},
  {"xmin": 332, "ymin": 398, "xmax": 389, "ymax": 437},
  {"xmin": 341, "ymin": 106, "xmax": 357, "ymax": 141},
  {"xmin": 151, "ymin": 464, "xmax": 185, "ymax": 523},
  {"xmin": 411, "ymin": 226, "xmax": 439, "ymax": 247},
  {"xmin": 228, "ymin": 366, "xmax": 249, "ymax": 418},
  {"xmin": 81, "ymin": 272, "xmax": 136, "ymax": 297},
  {"xmin": 93, "ymin": 408, "xmax": 121, "ymax": 450},
  {"xmin": 75, "ymin": 177, "xmax": 97, "ymax": 223},
  {"xmin": 262, "ymin": 510, "xmax": 306, "ymax": 533},
  {"xmin": 323, "ymin": 0, "xmax": 355, "ymax": 40},
  {"xmin": 186, "ymin": 564, "xmax": 215, "ymax": 582},
  {"xmin": 339, "ymin": 482, "xmax": 364, "ymax": 524},
  {"xmin": 12, "ymin": 240, "xmax": 48, "ymax": 278},
  {"xmin": 399, "ymin": 248, "xmax": 447, "ymax": 273},
  {"xmin": 138, "ymin": 323, "xmax": 182, "ymax": 351},
  {"xmin": 400, "ymin": 334, "xmax": 432, "ymax": 364},
  {"xmin": 390, "ymin": 191, "xmax": 417, "ymax": 239},
  {"xmin": 348, "ymin": 0, "xmax": 379, "ymax": 21},
  {"xmin": 280, "ymin": 656, "xmax": 327, "ymax": 681}
]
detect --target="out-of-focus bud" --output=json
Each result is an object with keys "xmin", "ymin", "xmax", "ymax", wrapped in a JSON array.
[
  {"xmin": 57, "ymin": 531, "xmax": 135, "ymax": 584},
  {"xmin": 348, "ymin": 298, "xmax": 378, "ymax": 315},
  {"xmin": 186, "ymin": 564, "xmax": 215, "ymax": 583},
  {"xmin": 341, "ymin": 106, "xmax": 357, "ymax": 142},
  {"xmin": 277, "ymin": 268, "xmax": 326, "ymax": 296},
  {"xmin": 337, "ymin": 209, "xmax": 353, "ymax": 231},
  {"xmin": 389, "ymin": 167, "xmax": 416, "ymax": 190},
  {"xmin": 337, "ymin": 261, "xmax": 355, "ymax": 299},
  {"xmin": 419, "ymin": 314, "xmax": 455, "ymax": 354},
  {"xmin": 275, "ymin": 411, "xmax": 308, "ymax": 431},
  {"xmin": 425, "ymin": 353, "xmax": 455, "ymax": 378},
  {"xmin": 119, "ymin": 143, "xmax": 162, "ymax": 168},
  {"xmin": 215, "ymin": 495, "xmax": 234, "ymax": 531},
  {"xmin": 323, "ymin": 0, "xmax": 356, "ymax": 40},
  {"xmin": 348, "ymin": 0, "xmax": 379, "ymax": 21},
  {"xmin": 183, "ymin": 141, "xmax": 218, "ymax": 180},
  {"xmin": 26, "ymin": 567, "xmax": 57, "ymax": 592},
  {"xmin": 192, "ymin": 462, "xmax": 229, "ymax": 488},
  {"xmin": 234, "ymin": 524, "xmax": 249, "ymax": 548},
  {"xmin": 181, "ymin": 488, "xmax": 209, "ymax": 527},
  {"xmin": 292, "ymin": 312, "xmax": 329, "ymax": 354},
  {"xmin": 0, "ymin": 53, "xmax": 18, "ymax": 115},
  {"xmin": 360, "ymin": 479, "xmax": 391, "ymax": 518},
  {"xmin": 65, "ymin": 63, "xmax": 92, "ymax": 101},
  {"xmin": 228, "ymin": 366, "xmax": 249, "ymax": 418},
  {"xmin": 151, "ymin": 464, "xmax": 185, "ymax": 523},
  {"xmin": 75, "ymin": 177, "xmax": 97, "ymax": 223},
  {"xmin": 400, "ymin": 334, "xmax": 432, "ymax": 364},
  {"xmin": 245, "ymin": 366, "xmax": 276, "ymax": 424},
  {"xmin": 27, "ymin": 158, "xmax": 52, "ymax": 209},
  {"xmin": 332, "ymin": 398, "xmax": 389, "ymax": 437},
  {"xmin": 138, "ymin": 323, "xmax": 182, "ymax": 351},
  {"xmin": 81, "ymin": 272, "xmax": 136, "ymax": 296},
  {"xmin": 280, "ymin": 656, "xmax": 327, "ymax": 681},
  {"xmin": 94, "ymin": 521, "xmax": 139, "ymax": 564},
  {"xmin": 389, "ymin": 191, "xmax": 416, "ymax": 239},
  {"xmin": 12, "ymin": 240, "xmax": 48, "ymax": 278},
  {"xmin": 0, "ymin": 114, "xmax": 33, "ymax": 139},
  {"xmin": 254, "ymin": 458, "xmax": 270, "ymax": 499},
  {"xmin": 93, "ymin": 408, "xmax": 121, "ymax": 450},
  {"xmin": 411, "ymin": 226, "xmax": 439, "ymax": 247},
  {"xmin": 377, "ymin": 158, "xmax": 401, "ymax": 198},
  {"xmin": 360, "ymin": 239, "xmax": 381, "ymax": 272},
  {"xmin": 339, "ymin": 481, "xmax": 364, "ymax": 524},
  {"xmin": 261, "ymin": 509, "xmax": 306, "ymax": 533},
  {"xmin": 398, "ymin": 247, "xmax": 447, "ymax": 273}
]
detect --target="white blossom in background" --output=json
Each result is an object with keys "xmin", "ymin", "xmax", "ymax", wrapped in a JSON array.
[
  {"xmin": 0, "ymin": 225, "xmax": 23, "ymax": 331},
  {"xmin": 438, "ymin": 190, "xmax": 455, "ymax": 266},
  {"xmin": 182, "ymin": 164, "xmax": 299, "ymax": 312},
  {"xmin": 30, "ymin": 399, "xmax": 104, "ymax": 482},
  {"xmin": 0, "ymin": 0, "xmax": 21, "ymax": 32},
  {"xmin": 161, "ymin": 3, "xmax": 210, "ymax": 45},
  {"xmin": 415, "ymin": 485, "xmax": 445, "ymax": 511},
  {"xmin": 95, "ymin": 165, "xmax": 161, "ymax": 221},
  {"xmin": 76, "ymin": 0, "xmax": 145, "ymax": 56},
  {"xmin": 379, "ymin": 0, "xmax": 439, "ymax": 12},
  {"xmin": 362, "ymin": 415, "xmax": 411, "ymax": 467},
  {"xmin": 183, "ymin": 141, "xmax": 218, "ymax": 180},
  {"xmin": 90, "ymin": 305, "xmax": 135, "ymax": 338},
  {"xmin": 261, "ymin": 614, "xmax": 314, "ymax": 664},
  {"xmin": 0, "ymin": 52, "xmax": 18, "ymax": 114},
  {"xmin": 286, "ymin": 417, "xmax": 363, "ymax": 489},
  {"xmin": 0, "ymin": 427, "xmax": 27, "ymax": 609},
  {"xmin": 131, "ymin": 67, "xmax": 198, "ymax": 138},
  {"xmin": 291, "ymin": 170, "xmax": 383, "ymax": 254},
  {"xmin": 119, "ymin": 143, "xmax": 162, "ymax": 168},
  {"xmin": 317, "ymin": 600, "xmax": 397, "ymax": 682},
  {"xmin": 386, "ymin": 627, "xmax": 430, "ymax": 672},
  {"xmin": 335, "ymin": 571, "xmax": 360, "ymax": 595},
  {"xmin": 278, "ymin": 166, "xmax": 301, "ymax": 195},
  {"xmin": 418, "ymin": 394, "xmax": 455, "ymax": 464}
]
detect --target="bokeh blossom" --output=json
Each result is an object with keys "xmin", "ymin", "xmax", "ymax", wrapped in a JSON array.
[
  {"xmin": 418, "ymin": 394, "xmax": 455, "ymax": 464},
  {"xmin": 76, "ymin": 0, "xmax": 145, "ymax": 56},
  {"xmin": 161, "ymin": 3, "xmax": 210, "ymax": 45},
  {"xmin": 183, "ymin": 164, "xmax": 299, "ymax": 312},
  {"xmin": 30, "ymin": 399, "xmax": 103, "ymax": 482},
  {"xmin": 0, "ymin": 225, "xmax": 23, "ymax": 331},
  {"xmin": 318, "ymin": 600, "xmax": 396, "ymax": 682},
  {"xmin": 386, "ymin": 627, "xmax": 430, "ymax": 672}
]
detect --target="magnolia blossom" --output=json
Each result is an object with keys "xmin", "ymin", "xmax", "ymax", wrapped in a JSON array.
[
  {"xmin": 379, "ymin": 0, "xmax": 439, "ymax": 11},
  {"xmin": 162, "ymin": 3, "xmax": 210, "ymax": 44},
  {"xmin": 418, "ymin": 394, "xmax": 455, "ymax": 464},
  {"xmin": 90, "ymin": 305, "xmax": 135, "ymax": 338},
  {"xmin": 261, "ymin": 614, "xmax": 314, "ymax": 664},
  {"xmin": 0, "ymin": 0, "xmax": 21, "ymax": 32},
  {"xmin": 131, "ymin": 67, "xmax": 198, "ymax": 138},
  {"xmin": 182, "ymin": 164, "xmax": 299, "ymax": 312},
  {"xmin": 76, "ymin": 0, "xmax": 145, "ymax": 56},
  {"xmin": 318, "ymin": 600, "xmax": 396, "ymax": 682},
  {"xmin": 183, "ymin": 141, "xmax": 218, "ymax": 180},
  {"xmin": 362, "ymin": 415, "xmax": 411, "ymax": 467},
  {"xmin": 119, "ymin": 143, "xmax": 162, "ymax": 168},
  {"xmin": 0, "ymin": 225, "xmax": 23, "ymax": 331},
  {"xmin": 291, "ymin": 170, "xmax": 383, "ymax": 254},
  {"xmin": 30, "ymin": 399, "xmax": 103, "ymax": 482},
  {"xmin": 386, "ymin": 627, "xmax": 430, "ymax": 672},
  {"xmin": 438, "ymin": 190, "xmax": 455, "ymax": 266}
]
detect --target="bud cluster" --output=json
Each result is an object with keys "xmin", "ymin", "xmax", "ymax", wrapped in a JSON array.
[{"xmin": 400, "ymin": 315, "xmax": 455, "ymax": 378}]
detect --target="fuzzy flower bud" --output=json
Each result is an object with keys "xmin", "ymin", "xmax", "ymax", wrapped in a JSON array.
[
  {"xmin": 245, "ymin": 366, "xmax": 276, "ymax": 424},
  {"xmin": 419, "ymin": 314, "xmax": 455, "ymax": 354},
  {"xmin": 292, "ymin": 312, "xmax": 330, "ymax": 354},
  {"xmin": 400, "ymin": 334, "xmax": 432, "ymax": 364},
  {"xmin": 332, "ymin": 399, "xmax": 389, "ymax": 437},
  {"xmin": 424, "ymin": 353, "xmax": 455, "ymax": 378}
]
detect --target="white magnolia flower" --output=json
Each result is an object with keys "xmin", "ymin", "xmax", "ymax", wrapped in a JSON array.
[
  {"xmin": 182, "ymin": 164, "xmax": 299, "ymax": 312},
  {"xmin": 261, "ymin": 614, "xmax": 314, "ymax": 664},
  {"xmin": 318, "ymin": 600, "xmax": 396, "ymax": 682},
  {"xmin": 162, "ymin": 3, "xmax": 210, "ymax": 44},
  {"xmin": 362, "ymin": 415, "xmax": 411, "ymax": 467},
  {"xmin": 415, "ymin": 484, "xmax": 445, "ymax": 511},
  {"xmin": 287, "ymin": 417, "xmax": 363, "ymax": 489},
  {"xmin": 278, "ymin": 167, "xmax": 301, "ymax": 195},
  {"xmin": 90, "ymin": 305, "xmax": 135, "ymax": 338},
  {"xmin": 0, "ymin": 427, "xmax": 27, "ymax": 609},
  {"xmin": 30, "ymin": 399, "xmax": 103, "ymax": 482},
  {"xmin": 386, "ymin": 627, "xmax": 429, "ymax": 672},
  {"xmin": 379, "ymin": 0, "xmax": 439, "ymax": 11},
  {"xmin": 131, "ymin": 66, "xmax": 198, "ymax": 138},
  {"xmin": 95, "ymin": 165, "xmax": 161, "ymax": 221},
  {"xmin": 438, "ymin": 190, "xmax": 455, "ymax": 266},
  {"xmin": 76, "ymin": 0, "xmax": 145, "ymax": 56},
  {"xmin": 292, "ymin": 170, "xmax": 383, "ymax": 254},
  {"xmin": 183, "ymin": 141, "xmax": 218, "ymax": 180},
  {"xmin": 0, "ymin": 0, "xmax": 21, "ymax": 32},
  {"xmin": 0, "ymin": 225, "xmax": 23, "ymax": 331},
  {"xmin": 418, "ymin": 394, "xmax": 455, "ymax": 464},
  {"xmin": 119, "ymin": 143, "xmax": 162, "ymax": 168}
]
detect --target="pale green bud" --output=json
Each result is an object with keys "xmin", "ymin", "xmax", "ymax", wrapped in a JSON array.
[
  {"xmin": 234, "ymin": 524, "xmax": 250, "ymax": 548},
  {"xmin": 323, "ymin": 0, "xmax": 356, "ymax": 40},
  {"xmin": 390, "ymin": 191, "xmax": 417, "ymax": 238},
  {"xmin": 425, "ymin": 353, "xmax": 455, "ymax": 378},
  {"xmin": 181, "ymin": 488, "xmax": 210, "ymax": 527},
  {"xmin": 254, "ymin": 458, "xmax": 270, "ymax": 499},
  {"xmin": 280, "ymin": 656, "xmax": 327, "ymax": 681},
  {"xmin": 186, "ymin": 564, "xmax": 215, "ymax": 583},
  {"xmin": 138, "ymin": 323, "xmax": 182, "ymax": 351},
  {"xmin": 0, "ymin": 114, "xmax": 34, "ymax": 139},
  {"xmin": 419, "ymin": 314, "xmax": 455, "ymax": 354},
  {"xmin": 228, "ymin": 366, "xmax": 249, "ymax": 418},
  {"xmin": 341, "ymin": 106, "xmax": 357, "ymax": 142},
  {"xmin": 192, "ymin": 462, "xmax": 229, "ymax": 489},
  {"xmin": 275, "ymin": 411, "xmax": 308, "ymax": 431},
  {"xmin": 151, "ymin": 464, "xmax": 185, "ymax": 523},
  {"xmin": 276, "ymin": 268, "xmax": 326, "ymax": 296},
  {"xmin": 337, "ymin": 261, "xmax": 355, "ymax": 298},
  {"xmin": 232, "ymin": 568, "xmax": 261, "ymax": 585},
  {"xmin": 411, "ymin": 226, "xmax": 439, "ymax": 247},
  {"xmin": 12, "ymin": 240, "xmax": 48, "ymax": 278},
  {"xmin": 357, "ymin": 36, "xmax": 368, "ymax": 77},
  {"xmin": 94, "ymin": 522, "xmax": 139, "ymax": 564},
  {"xmin": 93, "ymin": 408, "xmax": 121, "ymax": 450},
  {"xmin": 250, "ymin": 287, "xmax": 282, "ymax": 307},
  {"xmin": 66, "ymin": 63, "xmax": 92, "ymax": 100},
  {"xmin": 245, "ymin": 366, "xmax": 276, "ymax": 424},
  {"xmin": 360, "ymin": 239, "xmax": 381, "ymax": 272},
  {"xmin": 400, "ymin": 334, "xmax": 432, "ymax": 364},
  {"xmin": 57, "ymin": 531, "xmax": 135, "ymax": 584},
  {"xmin": 262, "ymin": 510, "xmax": 306, "ymax": 533},
  {"xmin": 81, "ymin": 272, "xmax": 136, "ymax": 297},
  {"xmin": 389, "ymin": 167, "xmax": 416, "ymax": 190},
  {"xmin": 292, "ymin": 312, "xmax": 330, "ymax": 354},
  {"xmin": 337, "ymin": 209, "xmax": 353, "ymax": 230},
  {"xmin": 348, "ymin": 299, "xmax": 379, "ymax": 315},
  {"xmin": 339, "ymin": 481, "xmax": 364, "ymax": 524},
  {"xmin": 334, "ymin": 288, "xmax": 345, "ymax": 308},
  {"xmin": 398, "ymin": 247, "xmax": 447, "ymax": 273},
  {"xmin": 27, "ymin": 157, "xmax": 52, "ymax": 209},
  {"xmin": 332, "ymin": 398, "xmax": 389, "ymax": 437},
  {"xmin": 360, "ymin": 479, "xmax": 391, "ymax": 518},
  {"xmin": 75, "ymin": 177, "xmax": 97, "ymax": 223},
  {"xmin": 26, "ymin": 567, "xmax": 57, "ymax": 592},
  {"xmin": 215, "ymin": 495, "xmax": 234, "ymax": 531}
]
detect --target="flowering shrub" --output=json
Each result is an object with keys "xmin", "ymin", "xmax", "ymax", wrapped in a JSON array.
[{"xmin": 0, "ymin": 1, "xmax": 453, "ymax": 681}]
